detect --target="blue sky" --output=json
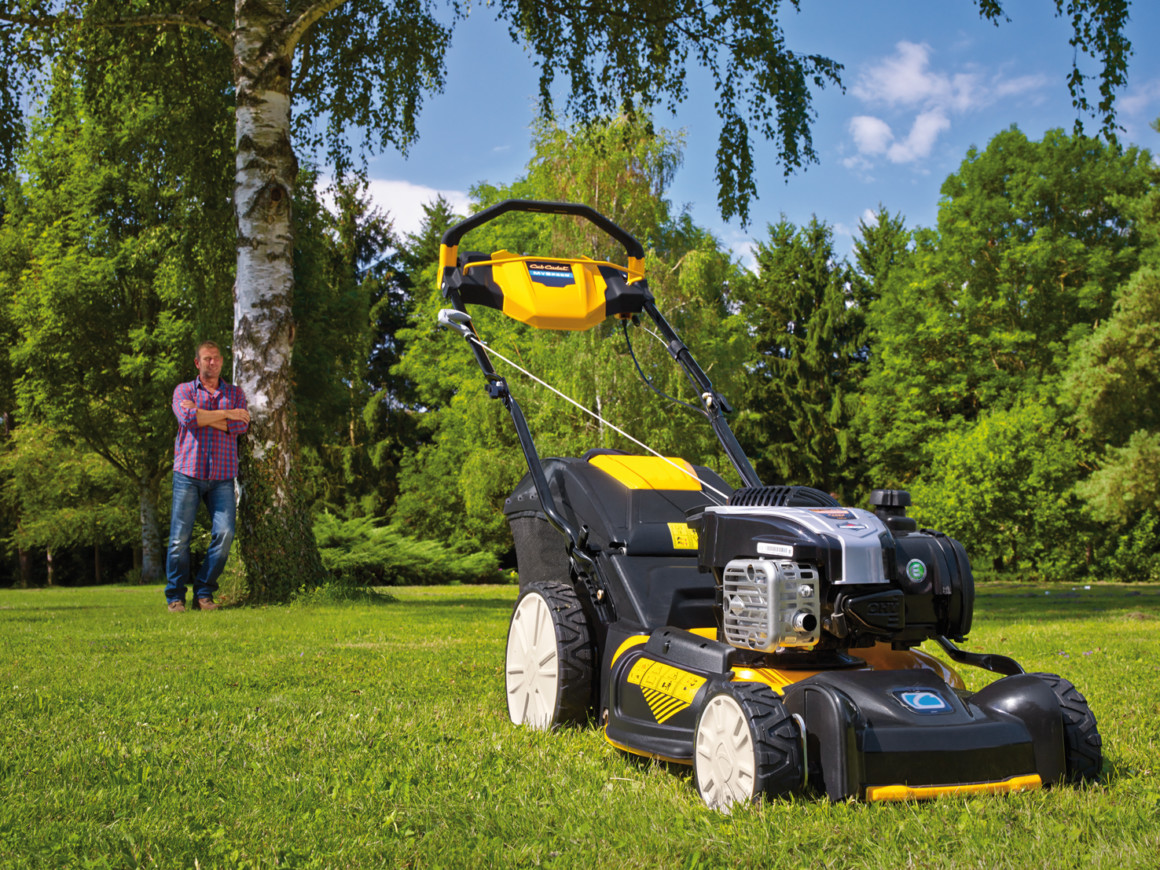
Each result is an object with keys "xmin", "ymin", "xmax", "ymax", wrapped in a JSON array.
[{"xmin": 355, "ymin": 1, "xmax": 1160, "ymax": 262}]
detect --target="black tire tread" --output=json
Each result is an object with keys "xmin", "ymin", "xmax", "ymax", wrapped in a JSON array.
[
  {"xmin": 1031, "ymin": 672, "xmax": 1103, "ymax": 783},
  {"xmin": 699, "ymin": 682, "xmax": 804, "ymax": 803},
  {"xmin": 520, "ymin": 581, "xmax": 596, "ymax": 727}
]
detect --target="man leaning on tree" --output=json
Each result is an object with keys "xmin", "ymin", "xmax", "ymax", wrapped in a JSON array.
[{"xmin": 165, "ymin": 340, "xmax": 250, "ymax": 612}]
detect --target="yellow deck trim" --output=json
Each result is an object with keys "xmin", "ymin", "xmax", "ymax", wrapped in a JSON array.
[
  {"xmin": 588, "ymin": 454, "xmax": 701, "ymax": 490},
  {"xmin": 866, "ymin": 774, "xmax": 1042, "ymax": 802}
]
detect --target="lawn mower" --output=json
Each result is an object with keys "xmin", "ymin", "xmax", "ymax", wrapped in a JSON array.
[{"xmin": 436, "ymin": 199, "xmax": 1102, "ymax": 810}]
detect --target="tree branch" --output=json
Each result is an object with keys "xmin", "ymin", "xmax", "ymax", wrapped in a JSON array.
[
  {"xmin": 104, "ymin": 13, "xmax": 234, "ymax": 48},
  {"xmin": 283, "ymin": 0, "xmax": 352, "ymax": 54},
  {"xmin": 0, "ymin": 10, "xmax": 233, "ymax": 49}
]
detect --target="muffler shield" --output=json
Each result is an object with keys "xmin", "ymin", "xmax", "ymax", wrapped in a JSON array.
[{"xmin": 722, "ymin": 559, "xmax": 820, "ymax": 651}]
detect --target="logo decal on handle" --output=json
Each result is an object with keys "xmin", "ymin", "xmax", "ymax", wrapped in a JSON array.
[{"xmin": 527, "ymin": 262, "xmax": 576, "ymax": 286}]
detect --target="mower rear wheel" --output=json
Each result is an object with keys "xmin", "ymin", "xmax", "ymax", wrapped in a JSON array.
[
  {"xmin": 1031, "ymin": 672, "xmax": 1103, "ymax": 783},
  {"xmin": 693, "ymin": 682, "xmax": 803, "ymax": 811},
  {"xmin": 505, "ymin": 581, "xmax": 595, "ymax": 730}
]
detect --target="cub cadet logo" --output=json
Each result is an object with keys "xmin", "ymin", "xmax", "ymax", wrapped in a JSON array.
[
  {"xmin": 895, "ymin": 689, "xmax": 952, "ymax": 714},
  {"xmin": 626, "ymin": 659, "xmax": 706, "ymax": 724},
  {"xmin": 527, "ymin": 261, "xmax": 576, "ymax": 286}
]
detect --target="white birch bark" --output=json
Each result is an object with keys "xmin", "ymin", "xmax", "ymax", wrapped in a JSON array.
[
  {"xmin": 233, "ymin": 0, "xmax": 296, "ymax": 488},
  {"xmin": 229, "ymin": 0, "xmax": 327, "ymax": 598}
]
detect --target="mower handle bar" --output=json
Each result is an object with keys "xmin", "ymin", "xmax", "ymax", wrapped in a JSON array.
[{"xmin": 439, "ymin": 199, "xmax": 646, "ymax": 261}]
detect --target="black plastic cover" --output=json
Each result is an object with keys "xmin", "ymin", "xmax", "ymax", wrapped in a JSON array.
[
  {"xmin": 782, "ymin": 670, "xmax": 1056, "ymax": 800},
  {"xmin": 504, "ymin": 457, "xmax": 730, "ymax": 631}
]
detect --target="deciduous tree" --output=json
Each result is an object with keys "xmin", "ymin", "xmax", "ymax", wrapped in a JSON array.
[
  {"xmin": 392, "ymin": 116, "xmax": 748, "ymax": 557},
  {"xmin": 857, "ymin": 126, "xmax": 1154, "ymax": 485},
  {"xmin": 1, "ymin": 56, "xmax": 233, "ymax": 583},
  {"xmin": 0, "ymin": 0, "xmax": 1135, "ymax": 600}
]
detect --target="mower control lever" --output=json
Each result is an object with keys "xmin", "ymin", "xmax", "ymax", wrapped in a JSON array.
[{"xmin": 438, "ymin": 308, "xmax": 475, "ymax": 338}]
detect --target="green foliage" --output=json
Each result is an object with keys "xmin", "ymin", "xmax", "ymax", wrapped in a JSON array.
[
  {"xmin": 291, "ymin": 171, "xmax": 418, "ymax": 518},
  {"xmin": 1099, "ymin": 510, "xmax": 1160, "ymax": 583},
  {"xmin": 2, "ymin": 2, "xmax": 1132, "ymax": 227},
  {"xmin": 978, "ymin": 2, "xmax": 1132, "ymax": 141},
  {"xmin": 733, "ymin": 216, "xmax": 870, "ymax": 499},
  {"xmin": 0, "ymin": 50, "xmax": 233, "ymax": 582},
  {"xmin": 392, "ymin": 115, "xmax": 749, "ymax": 561},
  {"xmin": 853, "ymin": 206, "xmax": 911, "ymax": 300},
  {"xmin": 496, "ymin": 0, "xmax": 843, "ymax": 223},
  {"xmin": 0, "ymin": 425, "xmax": 136, "ymax": 556},
  {"xmin": 1066, "ymin": 266, "xmax": 1160, "ymax": 523},
  {"xmin": 2, "ymin": 582, "xmax": 1159, "ymax": 867},
  {"xmin": 910, "ymin": 401, "xmax": 1092, "ymax": 577},
  {"xmin": 314, "ymin": 513, "xmax": 501, "ymax": 586},
  {"xmin": 858, "ymin": 126, "xmax": 1154, "ymax": 486}
]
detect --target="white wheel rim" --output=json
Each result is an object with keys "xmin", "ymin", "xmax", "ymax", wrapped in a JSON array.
[
  {"xmin": 505, "ymin": 593, "xmax": 560, "ymax": 730},
  {"xmin": 695, "ymin": 694, "xmax": 757, "ymax": 811}
]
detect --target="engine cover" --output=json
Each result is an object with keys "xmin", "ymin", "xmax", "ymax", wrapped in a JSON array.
[{"xmin": 696, "ymin": 504, "xmax": 892, "ymax": 585}]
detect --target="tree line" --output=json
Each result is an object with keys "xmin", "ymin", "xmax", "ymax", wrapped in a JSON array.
[
  {"xmin": 2, "ymin": 89, "xmax": 1158, "ymax": 587},
  {"xmin": 0, "ymin": 1, "xmax": 1139, "ymax": 601}
]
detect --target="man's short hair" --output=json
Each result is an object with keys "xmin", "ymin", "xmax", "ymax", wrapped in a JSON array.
[{"xmin": 196, "ymin": 340, "xmax": 222, "ymax": 360}]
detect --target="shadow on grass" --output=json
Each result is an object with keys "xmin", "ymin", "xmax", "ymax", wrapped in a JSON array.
[
  {"xmin": 0, "ymin": 604, "xmax": 123, "ymax": 613},
  {"xmin": 974, "ymin": 585, "xmax": 1160, "ymax": 623},
  {"xmin": 395, "ymin": 596, "xmax": 518, "ymax": 612}
]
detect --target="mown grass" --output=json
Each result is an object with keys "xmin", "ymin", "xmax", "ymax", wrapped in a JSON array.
[{"xmin": 1, "ymin": 582, "xmax": 1158, "ymax": 869}]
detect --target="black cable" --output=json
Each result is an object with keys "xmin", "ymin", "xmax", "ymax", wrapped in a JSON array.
[{"xmin": 621, "ymin": 320, "xmax": 707, "ymax": 417}]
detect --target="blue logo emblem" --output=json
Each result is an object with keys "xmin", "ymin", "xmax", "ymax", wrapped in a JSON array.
[{"xmin": 896, "ymin": 689, "xmax": 952, "ymax": 714}]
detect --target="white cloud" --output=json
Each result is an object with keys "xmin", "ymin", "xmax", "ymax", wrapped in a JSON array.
[
  {"xmin": 721, "ymin": 228, "xmax": 757, "ymax": 272},
  {"xmin": 852, "ymin": 42, "xmax": 980, "ymax": 113},
  {"xmin": 1121, "ymin": 78, "xmax": 1160, "ymax": 117},
  {"xmin": 887, "ymin": 110, "xmax": 951, "ymax": 163},
  {"xmin": 846, "ymin": 42, "xmax": 1049, "ymax": 171},
  {"xmin": 860, "ymin": 208, "xmax": 879, "ymax": 228},
  {"xmin": 849, "ymin": 115, "xmax": 894, "ymax": 155},
  {"xmin": 320, "ymin": 177, "xmax": 472, "ymax": 239},
  {"xmin": 992, "ymin": 73, "xmax": 1051, "ymax": 100},
  {"xmin": 846, "ymin": 109, "xmax": 950, "ymax": 165}
]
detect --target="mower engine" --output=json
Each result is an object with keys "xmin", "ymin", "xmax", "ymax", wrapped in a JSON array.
[{"xmin": 696, "ymin": 487, "xmax": 974, "ymax": 657}]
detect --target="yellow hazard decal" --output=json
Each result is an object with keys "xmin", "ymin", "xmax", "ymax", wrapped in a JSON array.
[
  {"xmin": 627, "ymin": 659, "xmax": 706, "ymax": 724},
  {"xmin": 667, "ymin": 522, "xmax": 699, "ymax": 550}
]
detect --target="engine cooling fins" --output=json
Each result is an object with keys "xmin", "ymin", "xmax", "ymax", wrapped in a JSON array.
[{"xmin": 728, "ymin": 485, "xmax": 840, "ymax": 508}]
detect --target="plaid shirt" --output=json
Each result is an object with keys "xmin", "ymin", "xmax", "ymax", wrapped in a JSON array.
[{"xmin": 172, "ymin": 378, "xmax": 249, "ymax": 480}]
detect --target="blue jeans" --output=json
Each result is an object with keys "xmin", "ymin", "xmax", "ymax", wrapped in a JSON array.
[{"xmin": 166, "ymin": 472, "xmax": 237, "ymax": 603}]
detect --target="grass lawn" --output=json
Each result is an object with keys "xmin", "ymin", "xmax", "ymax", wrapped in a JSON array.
[{"xmin": 2, "ymin": 581, "xmax": 1158, "ymax": 869}]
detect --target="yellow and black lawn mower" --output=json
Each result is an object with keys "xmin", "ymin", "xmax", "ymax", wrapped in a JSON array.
[{"xmin": 436, "ymin": 199, "xmax": 1102, "ymax": 810}]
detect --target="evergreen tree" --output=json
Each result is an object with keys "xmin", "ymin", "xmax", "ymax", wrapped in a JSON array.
[
  {"xmin": 853, "ymin": 207, "xmax": 910, "ymax": 307},
  {"xmin": 733, "ymin": 217, "xmax": 868, "ymax": 499}
]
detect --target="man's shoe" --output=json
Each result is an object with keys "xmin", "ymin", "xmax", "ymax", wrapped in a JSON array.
[
  {"xmin": 167, "ymin": 600, "xmax": 186, "ymax": 613},
  {"xmin": 195, "ymin": 598, "xmax": 220, "ymax": 611}
]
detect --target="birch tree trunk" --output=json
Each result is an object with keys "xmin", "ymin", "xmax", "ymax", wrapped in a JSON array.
[
  {"xmin": 138, "ymin": 475, "xmax": 164, "ymax": 585},
  {"xmin": 231, "ymin": 0, "xmax": 327, "ymax": 602}
]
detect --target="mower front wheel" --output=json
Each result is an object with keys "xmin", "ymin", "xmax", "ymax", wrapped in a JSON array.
[
  {"xmin": 1031, "ymin": 672, "xmax": 1103, "ymax": 783},
  {"xmin": 693, "ymin": 682, "xmax": 804, "ymax": 811},
  {"xmin": 504, "ymin": 581, "xmax": 595, "ymax": 730}
]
